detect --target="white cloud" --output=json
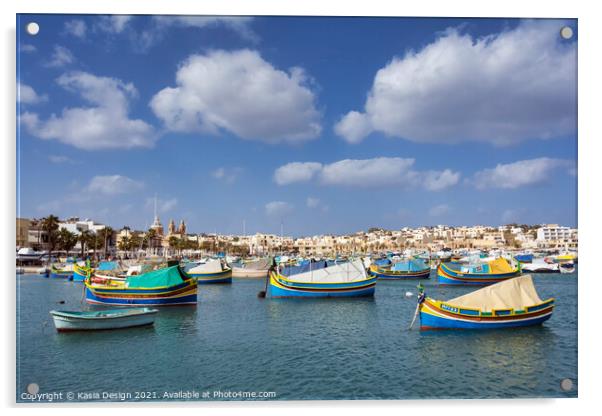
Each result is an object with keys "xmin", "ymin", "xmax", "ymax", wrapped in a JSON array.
[
  {"xmin": 306, "ymin": 197, "xmax": 329, "ymax": 212},
  {"xmin": 422, "ymin": 169, "xmax": 461, "ymax": 191},
  {"xmin": 20, "ymin": 44, "xmax": 36, "ymax": 53},
  {"xmin": 17, "ymin": 82, "xmax": 47, "ymax": 104},
  {"xmin": 86, "ymin": 175, "xmax": 144, "ymax": 195},
  {"xmin": 48, "ymin": 155, "xmax": 76, "ymax": 164},
  {"xmin": 46, "ymin": 45, "xmax": 75, "ymax": 68},
  {"xmin": 429, "ymin": 204, "xmax": 450, "ymax": 217},
  {"xmin": 265, "ymin": 201, "xmax": 294, "ymax": 217},
  {"xmin": 64, "ymin": 19, "xmax": 87, "ymax": 38},
  {"xmin": 321, "ymin": 158, "xmax": 416, "ymax": 187},
  {"xmin": 153, "ymin": 16, "xmax": 257, "ymax": 42},
  {"xmin": 471, "ymin": 157, "xmax": 571, "ymax": 190},
  {"xmin": 21, "ymin": 71, "xmax": 156, "ymax": 150},
  {"xmin": 145, "ymin": 197, "xmax": 178, "ymax": 213},
  {"xmin": 274, "ymin": 162, "xmax": 323, "ymax": 185},
  {"xmin": 306, "ymin": 197, "xmax": 320, "ymax": 208},
  {"xmin": 150, "ymin": 49, "xmax": 321, "ymax": 143},
  {"xmin": 335, "ymin": 20, "xmax": 576, "ymax": 145},
  {"xmin": 97, "ymin": 15, "xmax": 132, "ymax": 33},
  {"xmin": 275, "ymin": 157, "xmax": 459, "ymax": 191},
  {"xmin": 212, "ymin": 167, "xmax": 242, "ymax": 184},
  {"xmin": 333, "ymin": 111, "xmax": 372, "ymax": 144}
]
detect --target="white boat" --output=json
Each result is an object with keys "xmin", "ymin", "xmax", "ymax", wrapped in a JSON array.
[
  {"xmin": 232, "ymin": 257, "xmax": 272, "ymax": 278},
  {"xmin": 49, "ymin": 308, "xmax": 159, "ymax": 332},
  {"xmin": 17, "ymin": 247, "xmax": 45, "ymax": 261},
  {"xmin": 521, "ymin": 259, "xmax": 559, "ymax": 273},
  {"xmin": 559, "ymin": 262, "xmax": 576, "ymax": 274}
]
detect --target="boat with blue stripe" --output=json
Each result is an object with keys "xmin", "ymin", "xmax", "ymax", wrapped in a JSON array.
[
  {"xmin": 85, "ymin": 265, "xmax": 197, "ymax": 306},
  {"xmin": 437, "ymin": 257, "xmax": 521, "ymax": 285},
  {"xmin": 185, "ymin": 259, "xmax": 232, "ymax": 284},
  {"xmin": 268, "ymin": 259, "xmax": 376, "ymax": 298},
  {"xmin": 418, "ymin": 275, "xmax": 554, "ymax": 329},
  {"xmin": 369, "ymin": 258, "xmax": 430, "ymax": 279}
]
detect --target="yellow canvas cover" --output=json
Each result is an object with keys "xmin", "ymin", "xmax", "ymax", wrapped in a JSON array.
[
  {"xmin": 445, "ymin": 275, "xmax": 543, "ymax": 312},
  {"xmin": 488, "ymin": 257, "xmax": 513, "ymax": 274}
]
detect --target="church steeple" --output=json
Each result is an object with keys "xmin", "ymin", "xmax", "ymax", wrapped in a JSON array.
[
  {"xmin": 168, "ymin": 219, "xmax": 176, "ymax": 235},
  {"xmin": 178, "ymin": 219, "xmax": 186, "ymax": 235},
  {"xmin": 150, "ymin": 194, "xmax": 164, "ymax": 235}
]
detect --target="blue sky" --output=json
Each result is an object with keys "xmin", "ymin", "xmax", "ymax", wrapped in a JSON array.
[{"xmin": 16, "ymin": 15, "xmax": 577, "ymax": 236}]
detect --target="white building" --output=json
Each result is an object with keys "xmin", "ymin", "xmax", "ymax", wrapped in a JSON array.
[{"xmin": 536, "ymin": 224, "xmax": 572, "ymax": 242}]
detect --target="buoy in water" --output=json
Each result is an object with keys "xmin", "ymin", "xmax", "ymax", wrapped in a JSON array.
[
  {"xmin": 58, "ymin": 300, "xmax": 65, "ymax": 304},
  {"xmin": 257, "ymin": 291, "xmax": 266, "ymax": 298},
  {"xmin": 405, "ymin": 291, "xmax": 414, "ymax": 298}
]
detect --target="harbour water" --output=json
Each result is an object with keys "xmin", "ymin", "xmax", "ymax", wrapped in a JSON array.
[{"xmin": 16, "ymin": 271, "xmax": 577, "ymax": 401}]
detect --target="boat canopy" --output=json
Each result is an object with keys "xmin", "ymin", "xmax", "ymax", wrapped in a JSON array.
[
  {"xmin": 460, "ymin": 257, "xmax": 514, "ymax": 274},
  {"xmin": 125, "ymin": 265, "xmax": 188, "ymax": 288},
  {"xmin": 188, "ymin": 259, "xmax": 224, "ymax": 274},
  {"xmin": 98, "ymin": 261, "xmax": 119, "ymax": 271},
  {"xmin": 391, "ymin": 259, "xmax": 428, "ymax": 272},
  {"xmin": 243, "ymin": 257, "xmax": 272, "ymax": 270},
  {"xmin": 445, "ymin": 275, "xmax": 543, "ymax": 312},
  {"xmin": 280, "ymin": 259, "xmax": 367, "ymax": 283}
]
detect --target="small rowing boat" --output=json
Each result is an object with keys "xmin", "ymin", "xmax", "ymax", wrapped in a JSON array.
[
  {"xmin": 49, "ymin": 308, "xmax": 158, "ymax": 332},
  {"xmin": 185, "ymin": 259, "xmax": 232, "ymax": 284},
  {"xmin": 437, "ymin": 257, "xmax": 521, "ymax": 285}
]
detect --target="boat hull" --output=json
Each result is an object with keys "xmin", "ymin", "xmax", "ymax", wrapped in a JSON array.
[
  {"xmin": 369, "ymin": 265, "xmax": 430, "ymax": 279},
  {"xmin": 419, "ymin": 298, "xmax": 554, "ymax": 330},
  {"xmin": 50, "ymin": 309, "xmax": 158, "ymax": 331},
  {"xmin": 268, "ymin": 272, "xmax": 376, "ymax": 298},
  {"xmin": 437, "ymin": 263, "xmax": 521, "ymax": 285},
  {"xmin": 72, "ymin": 264, "xmax": 91, "ymax": 282},
  {"xmin": 232, "ymin": 267, "xmax": 269, "ymax": 278},
  {"xmin": 50, "ymin": 270, "xmax": 74, "ymax": 280},
  {"xmin": 187, "ymin": 268, "xmax": 232, "ymax": 284},
  {"xmin": 85, "ymin": 280, "xmax": 197, "ymax": 306}
]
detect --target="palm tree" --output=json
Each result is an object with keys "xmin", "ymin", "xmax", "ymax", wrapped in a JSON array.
[
  {"xmin": 168, "ymin": 236, "xmax": 179, "ymax": 256},
  {"xmin": 57, "ymin": 228, "xmax": 78, "ymax": 254},
  {"xmin": 41, "ymin": 215, "xmax": 60, "ymax": 263},
  {"xmin": 145, "ymin": 228, "xmax": 158, "ymax": 253},
  {"xmin": 78, "ymin": 230, "xmax": 91, "ymax": 259},
  {"xmin": 98, "ymin": 226, "xmax": 114, "ymax": 259},
  {"xmin": 117, "ymin": 236, "xmax": 131, "ymax": 254}
]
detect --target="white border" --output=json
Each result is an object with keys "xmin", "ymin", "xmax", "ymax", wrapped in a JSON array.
[{"xmin": 2, "ymin": 1, "xmax": 600, "ymax": 415}]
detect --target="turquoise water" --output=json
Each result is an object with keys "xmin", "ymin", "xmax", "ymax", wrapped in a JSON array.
[{"xmin": 16, "ymin": 272, "xmax": 577, "ymax": 401}]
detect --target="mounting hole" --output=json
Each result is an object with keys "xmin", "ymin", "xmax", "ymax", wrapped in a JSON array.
[
  {"xmin": 560, "ymin": 378, "xmax": 573, "ymax": 391},
  {"xmin": 26, "ymin": 22, "xmax": 39, "ymax": 36},
  {"xmin": 27, "ymin": 383, "xmax": 39, "ymax": 394},
  {"xmin": 560, "ymin": 26, "xmax": 573, "ymax": 40}
]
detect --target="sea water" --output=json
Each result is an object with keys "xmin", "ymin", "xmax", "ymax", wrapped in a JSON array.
[{"xmin": 16, "ymin": 271, "xmax": 577, "ymax": 401}]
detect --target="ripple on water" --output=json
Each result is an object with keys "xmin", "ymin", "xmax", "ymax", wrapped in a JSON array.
[{"xmin": 17, "ymin": 273, "xmax": 577, "ymax": 400}]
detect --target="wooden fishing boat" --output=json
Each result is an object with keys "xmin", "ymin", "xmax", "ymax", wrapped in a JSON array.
[
  {"xmin": 559, "ymin": 262, "xmax": 575, "ymax": 274},
  {"xmin": 72, "ymin": 262, "xmax": 92, "ymax": 282},
  {"xmin": 50, "ymin": 308, "xmax": 158, "ymax": 332},
  {"xmin": 232, "ymin": 257, "xmax": 272, "ymax": 278},
  {"xmin": 437, "ymin": 257, "xmax": 521, "ymax": 285},
  {"xmin": 369, "ymin": 258, "xmax": 430, "ymax": 279},
  {"xmin": 268, "ymin": 259, "xmax": 376, "ymax": 298},
  {"xmin": 185, "ymin": 259, "xmax": 232, "ymax": 284},
  {"xmin": 418, "ymin": 275, "xmax": 554, "ymax": 329},
  {"xmin": 85, "ymin": 265, "xmax": 197, "ymax": 306},
  {"xmin": 50, "ymin": 263, "xmax": 74, "ymax": 280}
]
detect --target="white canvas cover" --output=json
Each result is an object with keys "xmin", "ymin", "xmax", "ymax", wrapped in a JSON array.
[
  {"xmin": 188, "ymin": 259, "xmax": 223, "ymax": 274},
  {"xmin": 242, "ymin": 257, "xmax": 272, "ymax": 270},
  {"xmin": 282, "ymin": 259, "xmax": 367, "ymax": 283},
  {"xmin": 445, "ymin": 275, "xmax": 544, "ymax": 312}
]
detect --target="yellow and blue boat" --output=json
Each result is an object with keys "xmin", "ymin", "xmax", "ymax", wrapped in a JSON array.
[
  {"xmin": 268, "ymin": 259, "xmax": 376, "ymax": 298},
  {"xmin": 85, "ymin": 265, "xmax": 197, "ymax": 306},
  {"xmin": 50, "ymin": 263, "xmax": 75, "ymax": 280},
  {"xmin": 369, "ymin": 258, "xmax": 430, "ymax": 279},
  {"xmin": 437, "ymin": 257, "xmax": 521, "ymax": 285},
  {"xmin": 418, "ymin": 275, "xmax": 554, "ymax": 329},
  {"xmin": 185, "ymin": 259, "xmax": 232, "ymax": 284}
]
